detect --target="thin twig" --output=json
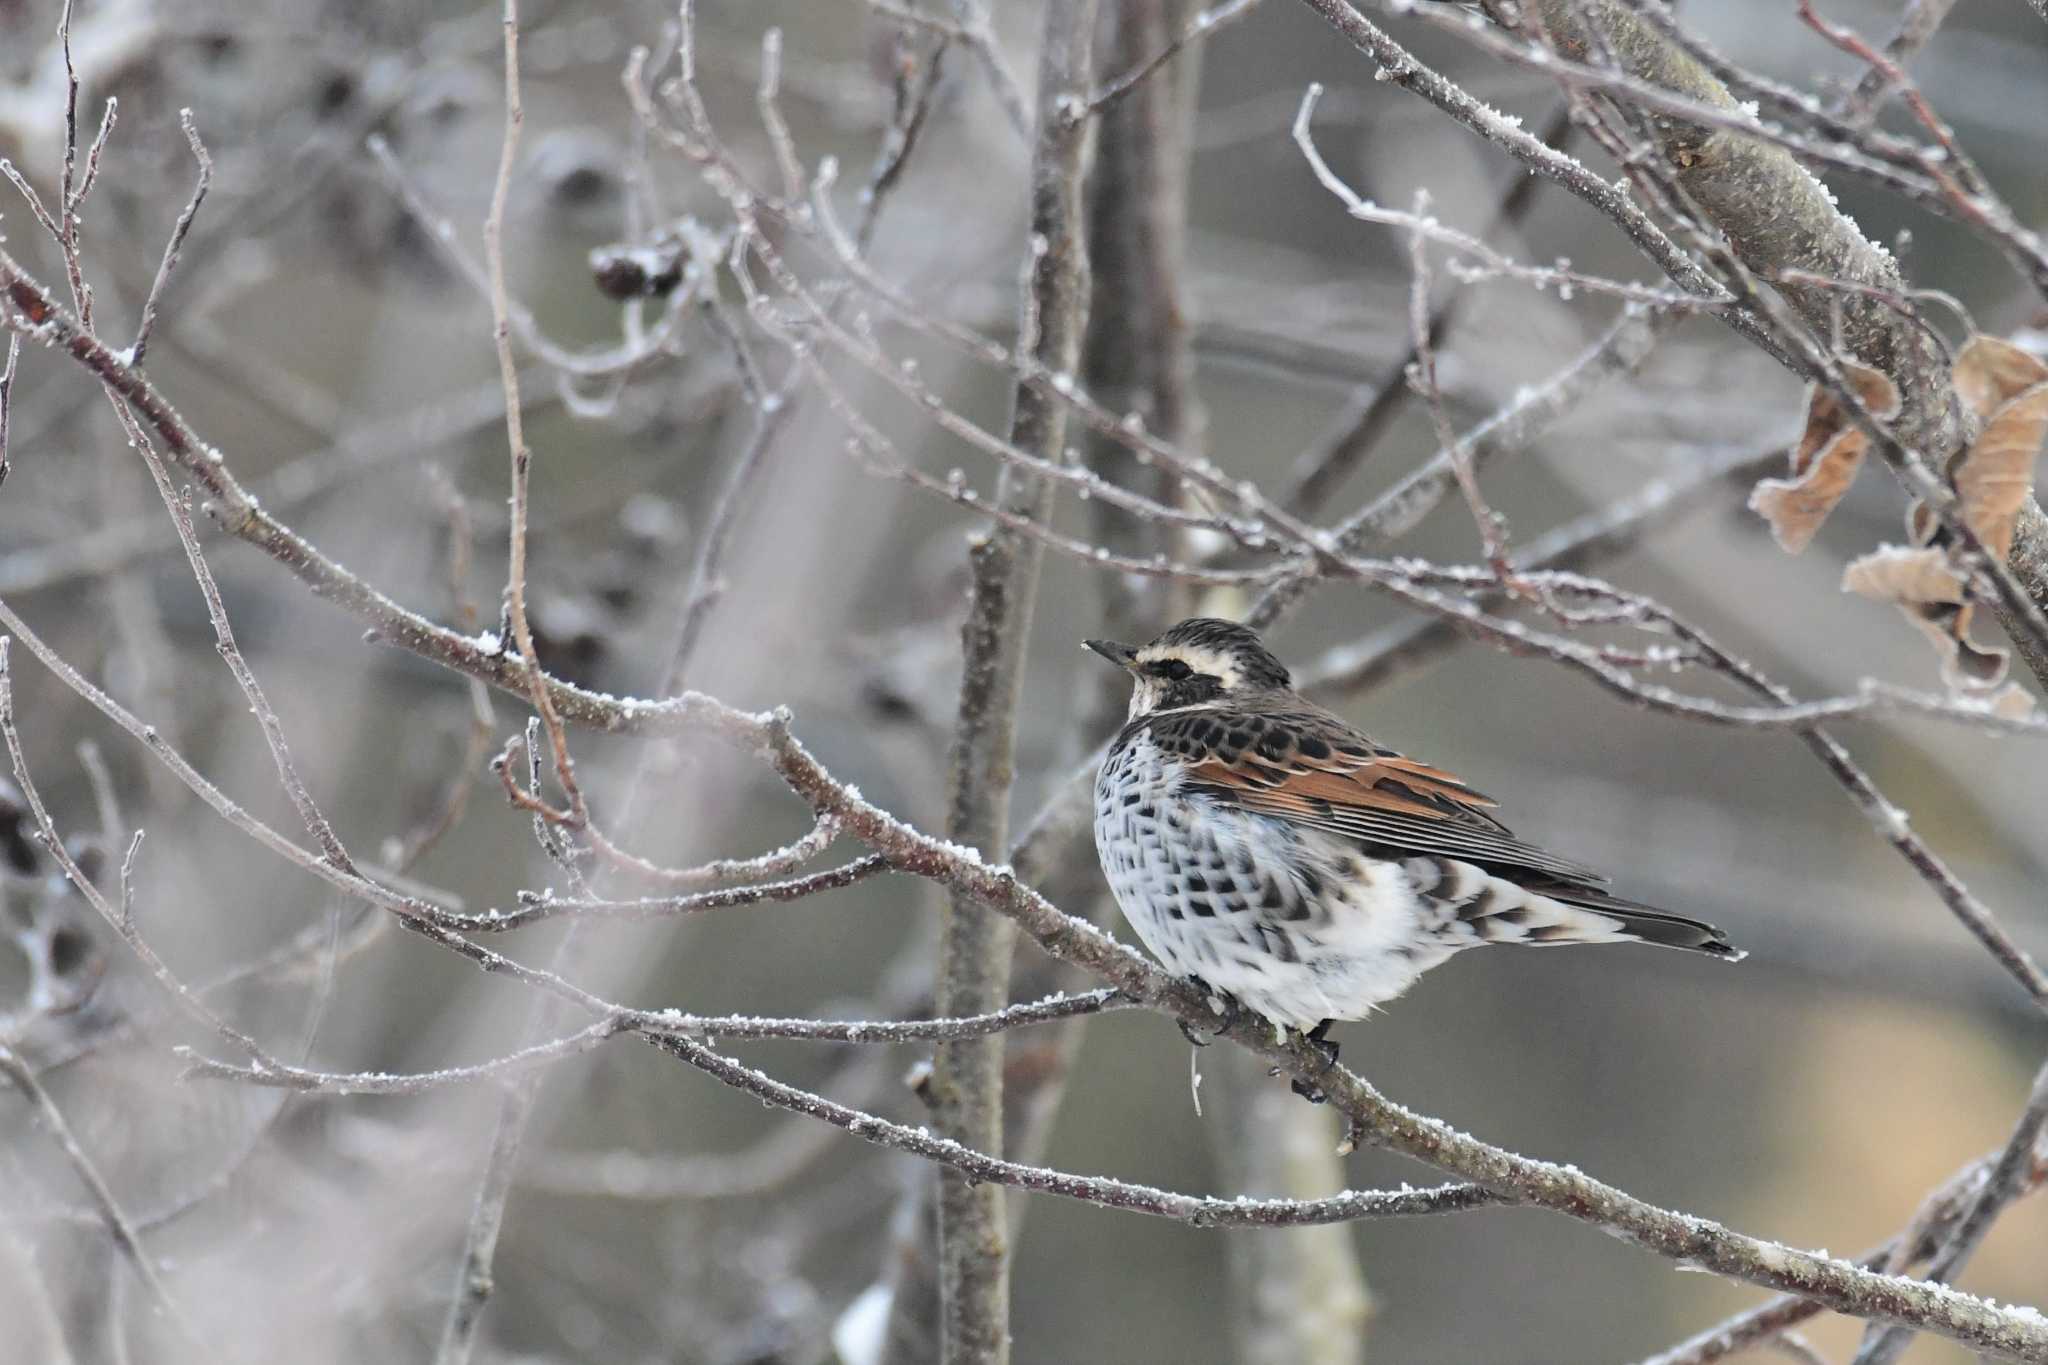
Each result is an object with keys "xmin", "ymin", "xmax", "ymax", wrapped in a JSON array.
[
  {"xmin": 129, "ymin": 110, "xmax": 212, "ymax": 368},
  {"xmin": 186, "ymin": 989, "xmax": 1139, "ymax": 1093},
  {"xmin": 861, "ymin": 0, "xmax": 1030, "ymax": 139},
  {"xmin": 1839, "ymin": 0, "xmax": 1961, "ymax": 119},
  {"xmin": 1403, "ymin": 187, "xmax": 1515, "ymax": 577},
  {"xmin": 0, "ymin": 333, "xmax": 17, "ymax": 487},
  {"xmin": 1248, "ymin": 303, "xmax": 1671, "ymax": 629},
  {"xmin": 455, "ymin": 855, "xmax": 886, "ymax": 931},
  {"xmin": 583, "ymin": 812, "xmax": 841, "ymax": 888},
  {"xmin": 0, "ymin": 1042, "xmax": 208, "ymax": 1356},
  {"xmin": 655, "ymin": 14, "xmax": 950, "ymax": 692},
  {"xmin": 483, "ymin": 0, "xmax": 587, "ymax": 840},
  {"xmin": 130, "ymin": 424, "xmax": 356, "ymax": 867},
  {"xmin": 1086, "ymin": 0, "xmax": 1263, "ymax": 114},
  {"xmin": 436, "ymin": 11, "xmax": 567, "ymax": 1362},
  {"xmin": 364, "ymin": 135, "xmax": 696, "ymax": 380},
  {"xmin": 1298, "ymin": 85, "xmax": 1704, "ymax": 311},
  {"xmin": 1298, "ymin": 444, "xmax": 1780, "ymax": 699},
  {"xmin": 661, "ymin": 1029, "xmax": 1506, "ymax": 1227}
]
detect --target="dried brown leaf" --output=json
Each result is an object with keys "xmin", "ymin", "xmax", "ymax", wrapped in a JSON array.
[
  {"xmin": 1844, "ymin": 545, "xmax": 2007, "ymax": 689},
  {"xmin": 1842, "ymin": 545, "xmax": 1965, "ymax": 604},
  {"xmin": 1955, "ymin": 381, "xmax": 2048, "ymax": 562},
  {"xmin": 1906, "ymin": 602, "xmax": 2010, "ymax": 689},
  {"xmin": 1953, "ymin": 335, "xmax": 2048, "ymax": 420},
  {"xmin": 1754, "ymin": 363, "xmax": 1899, "ymax": 553},
  {"xmin": 1790, "ymin": 362, "xmax": 1902, "ymax": 472},
  {"xmin": 1751, "ymin": 429, "xmax": 1868, "ymax": 553}
]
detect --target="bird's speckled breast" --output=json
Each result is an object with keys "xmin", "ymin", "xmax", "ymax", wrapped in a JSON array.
[{"xmin": 1095, "ymin": 725, "xmax": 1444, "ymax": 1030}]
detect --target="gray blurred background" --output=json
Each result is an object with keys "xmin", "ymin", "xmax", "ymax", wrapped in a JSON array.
[{"xmin": 0, "ymin": 0, "xmax": 2044, "ymax": 1361}]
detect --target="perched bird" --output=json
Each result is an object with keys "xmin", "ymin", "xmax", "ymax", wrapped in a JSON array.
[{"xmin": 1087, "ymin": 618, "xmax": 1740, "ymax": 1083}]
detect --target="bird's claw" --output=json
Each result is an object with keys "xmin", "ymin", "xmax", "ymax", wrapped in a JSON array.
[
  {"xmin": 1289, "ymin": 1018, "xmax": 1341, "ymax": 1105},
  {"xmin": 1177, "ymin": 980, "xmax": 1243, "ymax": 1048}
]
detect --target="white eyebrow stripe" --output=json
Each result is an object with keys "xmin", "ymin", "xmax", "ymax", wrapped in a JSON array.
[{"xmin": 1134, "ymin": 645, "xmax": 1243, "ymax": 691}]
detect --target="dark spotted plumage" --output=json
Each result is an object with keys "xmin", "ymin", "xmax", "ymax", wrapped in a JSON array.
[{"xmin": 1086, "ymin": 619, "xmax": 1742, "ymax": 1039}]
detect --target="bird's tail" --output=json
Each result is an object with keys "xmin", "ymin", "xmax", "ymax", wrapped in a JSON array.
[
  {"xmin": 1432, "ymin": 862, "xmax": 1744, "ymax": 961},
  {"xmin": 1564, "ymin": 898, "xmax": 1746, "ymax": 960}
]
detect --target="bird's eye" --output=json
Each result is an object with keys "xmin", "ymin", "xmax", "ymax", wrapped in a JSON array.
[{"xmin": 1154, "ymin": 658, "xmax": 1193, "ymax": 681}]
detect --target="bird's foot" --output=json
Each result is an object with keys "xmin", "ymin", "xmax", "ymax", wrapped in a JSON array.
[
  {"xmin": 1176, "ymin": 980, "xmax": 1243, "ymax": 1048},
  {"xmin": 1288, "ymin": 1018, "xmax": 1341, "ymax": 1105}
]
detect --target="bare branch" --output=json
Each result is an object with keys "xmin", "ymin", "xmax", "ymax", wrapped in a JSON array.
[
  {"xmin": 1840, "ymin": 0, "xmax": 1961, "ymax": 119},
  {"xmin": 861, "ymin": 0, "xmax": 1030, "ymax": 139},
  {"xmin": 1440, "ymin": 3, "xmax": 2048, "ymax": 296},
  {"xmin": 0, "ymin": 649, "xmax": 270, "ymax": 1071},
  {"xmin": 0, "ymin": 333, "xmax": 17, "ymax": 487},
  {"xmin": 129, "ymin": 110, "xmax": 212, "ymax": 368},
  {"xmin": 1278, "ymin": 96, "xmax": 1575, "ymax": 515},
  {"xmin": 1296, "ymin": 88, "xmax": 1711, "ymax": 313},
  {"xmin": 1247, "ymin": 303, "xmax": 1671, "ymax": 628},
  {"xmin": 1404, "ymin": 187, "xmax": 1515, "ymax": 577},
  {"xmin": 450, "ymin": 856, "xmax": 887, "ymax": 932},
  {"xmin": 1087, "ymin": 0, "xmax": 1263, "ymax": 114},
  {"xmin": 1299, "ymin": 443, "xmax": 1781, "ymax": 699},
  {"xmin": 1851, "ymin": 1053, "xmax": 2048, "ymax": 1363},
  {"xmin": 655, "ymin": 12, "xmax": 951, "ymax": 692},
  {"xmin": 652, "ymin": 1028, "xmax": 1503, "ymax": 1228},
  {"xmin": 0, "ymin": 1042, "xmax": 204, "ymax": 1354},
  {"xmin": 186, "ymin": 989, "xmax": 1140, "ymax": 1094},
  {"xmin": 1637, "ymin": 1139, "xmax": 2048, "ymax": 1365},
  {"xmin": 364, "ymin": 134, "xmax": 696, "ymax": 380}
]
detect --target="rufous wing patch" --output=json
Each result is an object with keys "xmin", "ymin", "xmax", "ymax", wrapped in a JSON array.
[{"xmin": 1189, "ymin": 751, "xmax": 1496, "ymax": 822}]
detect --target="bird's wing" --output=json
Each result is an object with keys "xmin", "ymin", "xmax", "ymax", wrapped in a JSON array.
[{"xmin": 1145, "ymin": 704, "xmax": 1607, "ymax": 886}]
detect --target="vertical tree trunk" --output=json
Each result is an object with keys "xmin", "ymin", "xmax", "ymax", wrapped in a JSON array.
[
  {"xmin": 1210, "ymin": 1048, "xmax": 1373, "ymax": 1365},
  {"xmin": 926, "ymin": 5, "xmax": 1097, "ymax": 1361}
]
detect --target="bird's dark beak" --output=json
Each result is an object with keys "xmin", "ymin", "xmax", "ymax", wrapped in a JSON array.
[{"xmin": 1084, "ymin": 638, "xmax": 1139, "ymax": 671}]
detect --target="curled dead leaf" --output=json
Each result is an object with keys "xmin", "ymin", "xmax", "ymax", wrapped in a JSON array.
[
  {"xmin": 1912, "ymin": 335, "xmax": 2048, "ymax": 563},
  {"xmin": 1841, "ymin": 544, "xmax": 1964, "ymax": 605},
  {"xmin": 1900, "ymin": 339, "xmax": 2048, "ymax": 573},
  {"xmin": 1843, "ymin": 544, "xmax": 2007, "ymax": 690},
  {"xmin": 1750, "ymin": 429, "xmax": 1867, "ymax": 554},
  {"xmin": 1751, "ymin": 361, "xmax": 1900, "ymax": 554},
  {"xmin": 1907, "ymin": 603, "xmax": 2010, "ymax": 688},
  {"xmin": 1796, "ymin": 361, "xmax": 1903, "ymax": 467},
  {"xmin": 1955, "ymin": 379, "xmax": 2048, "ymax": 562},
  {"xmin": 1953, "ymin": 335, "xmax": 2048, "ymax": 420}
]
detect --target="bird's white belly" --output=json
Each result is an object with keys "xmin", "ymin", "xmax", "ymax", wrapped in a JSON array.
[{"xmin": 1094, "ymin": 734, "xmax": 1453, "ymax": 1031}]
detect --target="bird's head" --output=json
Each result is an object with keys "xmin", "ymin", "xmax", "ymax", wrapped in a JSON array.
[{"xmin": 1084, "ymin": 617, "xmax": 1293, "ymax": 717}]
